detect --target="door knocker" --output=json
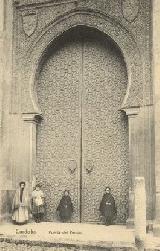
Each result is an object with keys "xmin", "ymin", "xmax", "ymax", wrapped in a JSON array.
[
  {"xmin": 85, "ymin": 161, "xmax": 94, "ymax": 174},
  {"xmin": 68, "ymin": 160, "xmax": 77, "ymax": 174}
]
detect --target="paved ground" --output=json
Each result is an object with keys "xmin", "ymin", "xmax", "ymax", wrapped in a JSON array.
[
  {"xmin": 0, "ymin": 223, "xmax": 135, "ymax": 248},
  {"xmin": 144, "ymin": 233, "xmax": 160, "ymax": 250},
  {"xmin": 1, "ymin": 223, "xmax": 160, "ymax": 249}
]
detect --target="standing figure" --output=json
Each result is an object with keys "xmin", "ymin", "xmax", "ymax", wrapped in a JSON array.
[
  {"xmin": 99, "ymin": 187, "xmax": 117, "ymax": 225},
  {"xmin": 12, "ymin": 181, "xmax": 30, "ymax": 225},
  {"xmin": 31, "ymin": 184, "xmax": 45, "ymax": 223},
  {"xmin": 56, "ymin": 190, "xmax": 74, "ymax": 222}
]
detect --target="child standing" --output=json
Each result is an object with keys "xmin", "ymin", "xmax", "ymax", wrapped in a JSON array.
[
  {"xmin": 31, "ymin": 184, "xmax": 45, "ymax": 223},
  {"xmin": 56, "ymin": 190, "xmax": 74, "ymax": 222}
]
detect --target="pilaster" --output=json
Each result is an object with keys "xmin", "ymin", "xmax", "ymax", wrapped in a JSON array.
[
  {"xmin": 153, "ymin": 0, "xmax": 160, "ymax": 236},
  {"xmin": 123, "ymin": 107, "xmax": 140, "ymax": 227},
  {"xmin": 22, "ymin": 113, "xmax": 42, "ymax": 185}
]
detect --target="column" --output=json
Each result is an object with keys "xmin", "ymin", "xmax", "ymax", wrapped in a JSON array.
[
  {"xmin": 135, "ymin": 177, "xmax": 146, "ymax": 251},
  {"xmin": 135, "ymin": 177, "xmax": 146, "ymax": 240},
  {"xmin": 22, "ymin": 114, "xmax": 42, "ymax": 193},
  {"xmin": 124, "ymin": 107, "xmax": 140, "ymax": 228},
  {"xmin": 153, "ymin": 0, "xmax": 160, "ymax": 236}
]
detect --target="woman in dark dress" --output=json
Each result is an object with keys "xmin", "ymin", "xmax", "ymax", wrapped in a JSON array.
[
  {"xmin": 99, "ymin": 187, "xmax": 117, "ymax": 225},
  {"xmin": 57, "ymin": 190, "xmax": 74, "ymax": 222}
]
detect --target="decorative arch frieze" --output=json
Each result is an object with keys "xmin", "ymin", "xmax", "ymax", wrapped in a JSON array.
[{"xmin": 20, "ymin": 8, "xmax": 144, "ymax": 115}]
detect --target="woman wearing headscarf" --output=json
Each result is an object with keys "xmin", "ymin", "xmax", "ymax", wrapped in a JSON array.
[
  {"xmin": 12, "ymin": 181, "xmax": 30, "ymax": 225},
  {"xmin": 99, "ymin": 186, "xmax": 117, "ymax": 225},
  {"xmin": 56, "ymin": 190, "xmax": 74, "ymax": 222}
]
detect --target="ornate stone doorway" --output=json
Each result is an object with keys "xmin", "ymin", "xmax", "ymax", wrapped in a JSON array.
[{"xmin": 35, "ymin": 27, "xmax": 129, "ymax": 223}]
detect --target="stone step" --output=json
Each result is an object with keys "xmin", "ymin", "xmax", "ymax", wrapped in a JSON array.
[{"xmin": 0, "ymin": 223, "xmax": 135, "ymax": 249}]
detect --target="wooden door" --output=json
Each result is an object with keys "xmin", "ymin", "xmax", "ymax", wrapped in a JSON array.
[
  {"xmin": 81, "ymin": 29, "xmax": 129, "ymax": 223},
  {"xmin": 36, "ymin": 27, "xmax": 129, "ymax": 223}
]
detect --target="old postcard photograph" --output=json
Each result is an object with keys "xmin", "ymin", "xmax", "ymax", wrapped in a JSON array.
[{"xmin": 0, "ymin": 0, "xmax": 159, "ymax": 250}]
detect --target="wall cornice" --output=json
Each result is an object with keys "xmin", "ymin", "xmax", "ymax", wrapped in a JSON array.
[{"xmin": 14, "ymin": 0, "xmax": 78, "ymax": 9}]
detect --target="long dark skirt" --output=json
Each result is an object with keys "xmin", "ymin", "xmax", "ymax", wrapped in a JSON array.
[
  {"xmin": 57, "ymin": 196, "xmax": 73, "ymax": 222},
  {"xmin": 32, "ymin": 204, "xmax": 45, "ymax": 223}
]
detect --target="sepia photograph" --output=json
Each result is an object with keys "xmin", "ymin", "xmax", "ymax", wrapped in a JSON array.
[{"xmin": 0, "ymin": 0, "xmax": 159, "ymax": 250}]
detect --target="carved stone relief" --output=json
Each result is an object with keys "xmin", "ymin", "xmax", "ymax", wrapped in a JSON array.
[
  {"xmin": 14, "ymin": 0, "xmax": 152, "ymax": 109},
  {"xmin": 18, "ymin": 10, "xmax": 144, "ymax": 115},
  {"xmin": 22, "ymin": 10, "xmax": 37, "ymax": 36},
  {"xmin": 121, "ymin": 0, "xmax": 140, "ymax": 23}
]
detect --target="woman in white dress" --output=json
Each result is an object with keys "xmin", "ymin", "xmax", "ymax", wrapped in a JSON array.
[
  {"xmin": 12, "ymin": 181, "xmax": 30, "ymax": 225},
  {"xmin": 31, "ymin": 184, "xmax": 45, "ymax": 223}
]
